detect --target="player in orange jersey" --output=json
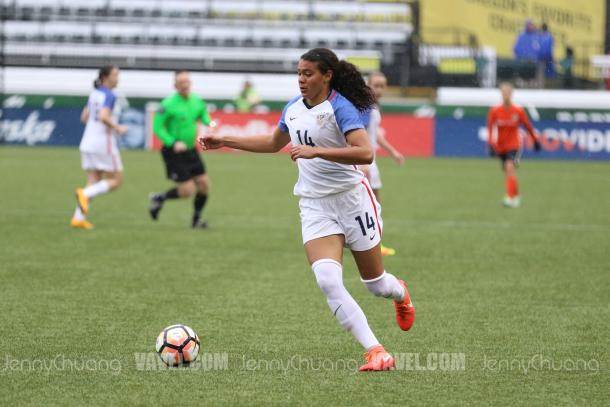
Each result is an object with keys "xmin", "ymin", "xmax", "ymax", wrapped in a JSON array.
[{"xmin": 487, "ymin": 82, "xmax": 541, "ymax": 208}]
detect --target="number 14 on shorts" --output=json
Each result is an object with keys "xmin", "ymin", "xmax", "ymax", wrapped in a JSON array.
[{"xmin": 355, "ymin": 212, "xmax": 375, "ymax": 236}]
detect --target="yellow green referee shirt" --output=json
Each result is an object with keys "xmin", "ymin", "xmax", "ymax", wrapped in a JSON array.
[{"xmin": 153, "ymin": 93, "xmax": 212, "ymax": 149}]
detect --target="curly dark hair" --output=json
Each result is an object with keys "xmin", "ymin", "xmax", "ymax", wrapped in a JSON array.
[{"xmin": 300, "ymin": 48, "xmax": 375, "ymax": 112}]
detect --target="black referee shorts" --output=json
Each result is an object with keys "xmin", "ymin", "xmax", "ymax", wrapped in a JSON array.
[
  {"xmin": 498, "ymin": 149, "xmax": 520, "ymax": 167},
  {"xmin": 161, "ymin": 146, "xmax": 206, "ymax": 183}
]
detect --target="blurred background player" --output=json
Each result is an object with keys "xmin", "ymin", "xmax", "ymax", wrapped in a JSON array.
[
  {"xmin": 200, "ymin": 48, "xmax": 415, "ymax": 372},
  {"xmin": 360, "ymin": 72, "xmax": 405, "ymax": 257},
  {"xmin": 72, "ymin": 65, "xmax": 128, "ymax": 229},
  {"xmin": 149, "ymin": 70, "xmax": 213, "ymax": 229},
  {"xmin": 487, "ymin": 82, "xmax": 541, "ymax": 208}
]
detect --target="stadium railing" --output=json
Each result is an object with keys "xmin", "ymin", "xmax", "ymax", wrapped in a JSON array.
[{"xmin": 2, "ymin": 0, "xmax": 410, "ymax": 74}]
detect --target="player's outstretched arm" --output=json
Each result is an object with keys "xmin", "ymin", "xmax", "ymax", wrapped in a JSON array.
[
  {"xmin": 199, "ymin": 127, "xmax": 290, "ymax": 153},
  {"xmin": 377, "ymin": 127, "xmax": 404, "ymax": 165},
  {"xmin": 290, "ymin": 128, "xmax": 373, "ymax": 165}
]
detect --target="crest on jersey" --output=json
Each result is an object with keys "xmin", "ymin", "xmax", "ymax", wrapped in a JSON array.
[
  {"xmin": 512, "ymin": 114, "xmax": 518, "ymax": 122},
  {"xmin": 317, "ymin": 112, "xmax": 331, "ymax": 126}
]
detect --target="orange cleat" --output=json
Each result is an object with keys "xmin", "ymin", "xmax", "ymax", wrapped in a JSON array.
[
  {"xmin": 75, "ymin": 188, "xmax": 89, "ymax": 215},
  {"xmin": 359, "ymin": 345, "xmax": 395, "ymax": 372},
  {"xmin": 395, "ymin": 280, "xmax": 415, "ymax": 331},
  {"xmin": 70, "ymin": 218, "xmax": 94, "ymax": 230}
]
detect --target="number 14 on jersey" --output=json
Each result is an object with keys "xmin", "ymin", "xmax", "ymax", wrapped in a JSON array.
[{"xmin": 296, "ymin": 130, "xmax": 315, "ymax": 147}]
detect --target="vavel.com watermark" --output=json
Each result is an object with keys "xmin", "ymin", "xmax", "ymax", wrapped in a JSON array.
[
  {"xmin": 134, "ymin": 352, "xmax": 465, "ymax": 372},
  {"xmin": 1, "ymin": 355, "xmax": 121, "ymax": 374},
  {"xmin": 135, "ymin": 352, "xmax": 229, "ymax": 371}
]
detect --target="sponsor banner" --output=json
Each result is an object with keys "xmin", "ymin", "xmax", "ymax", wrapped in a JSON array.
[
  {"xmin": 379, "ymin": 115, "xmax": 434, "ymax": 157},
  {"xmin": 435, "ymin": 117, "xmax": 610, "ymax": 160},
  {"xmin": 0, "ymin": 108, "xmax": 78, "ymax": 146},
  {"xmin": 146, "ymin": 107, "xmax": 434, "ymax": 157},
  {"xmin": 0, "ymin": 107, "xmax": 146, "ymax": 148}
]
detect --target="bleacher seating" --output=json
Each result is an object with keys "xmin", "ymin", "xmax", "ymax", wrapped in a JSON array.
[{"xmin": 2, "ymin": 0, "xmax": 412, "ymax": 73}]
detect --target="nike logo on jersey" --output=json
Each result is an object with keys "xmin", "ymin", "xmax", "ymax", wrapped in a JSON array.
[
  {"xmin": 289, "ymin": 117, "xmax": 297, "ymax": 121},
  {"xmin": 369, "ymin": 233, "xmax": 376, "ymax": 241}
]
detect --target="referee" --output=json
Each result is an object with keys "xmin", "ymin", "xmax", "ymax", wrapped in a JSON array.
[{"xmin": 149, "ymin": 70, "xmax": 213, "ymax": 228}]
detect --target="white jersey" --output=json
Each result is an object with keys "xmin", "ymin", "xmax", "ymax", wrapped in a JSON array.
[
  {"xmin": 278, "ymin": 90, "xmax": 366, "ymax": 198},
  {"xmin": 79, "ymin": 86, "xmax": 119, "ymax": 154},
  {"xmin": 366, "ymin": 106, "xmax": 381, "ymax": 152}
]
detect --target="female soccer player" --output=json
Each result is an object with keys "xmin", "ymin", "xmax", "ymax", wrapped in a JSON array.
[
  {"xmin": 487, "ymin": 82, "xmax": 541, "ymax": 208},
  {"xmin": 359, "ymin": 72, "xmax": 405, "ymax": 256},
  {"xmin": 71, "ymin": 65, "xmax": 128, "ymax": 229},
  {"xmin": 199, "ymin": 48, "xmax": 415, "ymax": 371}
]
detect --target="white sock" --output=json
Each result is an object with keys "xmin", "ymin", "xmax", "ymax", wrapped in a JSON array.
[
  {"xmin": 362, "ymin": 271, "xmax": 405, "ymax": 301},
  {"xmin": 312, "ymin": 259, "xmax": 379, "ymax": 350},
  {"xmin": 83, "ymin": 180, "xmax": 110, "ymax": 199},
  {"xmin": 73, "ymin": 206, "xmax": 85, "ymax": 221}
]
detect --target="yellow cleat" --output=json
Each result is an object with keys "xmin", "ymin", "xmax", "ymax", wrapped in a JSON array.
[
  {"xmin": 75, "ymin": 188, "xmax": 89, "ymax": 215},
  {"xmin": 70, "ymin": 218, "xmax": 94, "ymax": 230},
  {"xmin": 380, "ymin": 244, "xmax": 396, "ymax": 257}
]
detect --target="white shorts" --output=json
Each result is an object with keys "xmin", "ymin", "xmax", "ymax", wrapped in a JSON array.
[
  {"xmin": 299, "ymin": 179, "xmax": 383, "ymax": 251},
  {"xmin": 368, "ymin": 161, "xmax": 382, "ymax": 190},
  {"xmin": 80, "ymin": 151, "xmax": 123, "ymax": 172}
]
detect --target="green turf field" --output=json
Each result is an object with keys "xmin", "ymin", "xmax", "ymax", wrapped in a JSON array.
[{"xmin": 0, "ymin": 146, "xmax": 608, "ymax": 406}]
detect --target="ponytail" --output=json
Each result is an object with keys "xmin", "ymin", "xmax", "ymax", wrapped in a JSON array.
[
  {"xmin": 300, "ymin": 48, "xmax": 375, "ymax": 112},
  {"xmin": 333, "ymin": 60, "xmax": 375, "ymax": 111},
  {"xmin": 94, "ymin": 64, "xmax": 118, "ymax": 89}
]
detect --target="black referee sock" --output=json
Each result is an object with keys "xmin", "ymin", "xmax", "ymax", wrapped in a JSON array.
[
  {"xmin": 192, "ymin": 193, "xmax": 208, "ymax": 225},
  {"xmin": 161, "ymin": 188, "xmax": 179, "ymax": 201}
]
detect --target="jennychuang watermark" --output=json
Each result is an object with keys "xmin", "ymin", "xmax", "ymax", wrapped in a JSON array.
[
  {"xmin": 1, "ymin": 355, "xmax": 121, "ymax": 375},
  {"xmin": 241, "ymin": 352, "xmax": 465, "ymax": 372},
  {"xmin": 482, "ymin": 354, "xmax": 600, "ymax": 375}
]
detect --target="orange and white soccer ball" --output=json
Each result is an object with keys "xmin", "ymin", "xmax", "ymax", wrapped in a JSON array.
[{"xmin": 155, "ymin": 324, "xmax": 200, "ymax": 366}]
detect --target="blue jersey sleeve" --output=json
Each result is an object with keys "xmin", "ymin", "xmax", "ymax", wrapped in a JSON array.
[
  {"xmin": 360, "ymin": 109, "xmax": 371, "ymax": 128},
  {"xmin": 278, "ymin": 95, "xmax": 301, "ymax": 133},
  {"xmin": 330, "ymin": 93, "xmax": 365, "ymax": 135},
  {"xmin": 101, "ymin": 88, "xmax": 116, "ymax": 110}
]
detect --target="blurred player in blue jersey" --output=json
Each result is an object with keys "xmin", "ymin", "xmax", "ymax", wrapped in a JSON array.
[
  {"xmin": 71, "ymin": 65, "xmax": 128, "ymax": 229},
  {"xmin": 359, "ymin": 72, "xmax": 405, "ymax": 256},
  {"xmin": 200, "ymin": 48, "xmax": 415, "ymax": 372}
]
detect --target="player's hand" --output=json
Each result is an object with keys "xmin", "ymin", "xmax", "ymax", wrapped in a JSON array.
[
  {"xmin": 115, "ymin": 125, "xmax": 128, "ymax": 135},
  {"xmin": 173, "ymin": 141, "xmax": 188, "ymax": 153},
  {"xmin": 198, "ymin": 134, "xmax": 224, "ymax": 150},
  {"xmin": 534, "ymin": 138, "xmax": 542, "ymax": 152},
  {"xmin": 488, "ymin": 144, "xmax": 496, "ymax": 157},
  {"xmin": 392, "ymin": 151, "xmax": 405, "ymax": 166},
  {"xmin": 290, "ymin": 145, "xmax": 317, "ymax": 161}
]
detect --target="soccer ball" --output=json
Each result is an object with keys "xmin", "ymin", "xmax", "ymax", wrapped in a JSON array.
[{"xmin": 155, "ymin": 324, "xmax": 200, "ymax": 366}]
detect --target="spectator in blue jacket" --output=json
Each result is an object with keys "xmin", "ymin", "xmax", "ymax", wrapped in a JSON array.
[
  {"xmin": 538, "ymin": 23, "xmax": 556, "ymax": 78},
  {"xmin": 513, "ymin": 20, "xmax": 539, "ymax": 61}
]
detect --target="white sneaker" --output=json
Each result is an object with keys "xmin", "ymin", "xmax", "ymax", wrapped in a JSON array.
[{"xmin": 503, "ymin": 195, "xmax": 521, "ymax": 208}]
